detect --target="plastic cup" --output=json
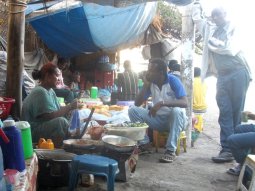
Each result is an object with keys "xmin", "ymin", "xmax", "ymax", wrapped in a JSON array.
[{"xmin": 90, "ymin": 87, "xmax": 98, "ymax": 99}]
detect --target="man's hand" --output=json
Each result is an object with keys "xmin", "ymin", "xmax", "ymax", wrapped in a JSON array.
[
  {"xmin": 244, "ymin": 111, "xmax": 255, "ymax": 120},
  {"xmin": 69, "ymin": 99, "xmax": 80, "ymax": 110},
  {"xmin": 149, "ymin": 101, "xmax": 163, "ymax": 117}
]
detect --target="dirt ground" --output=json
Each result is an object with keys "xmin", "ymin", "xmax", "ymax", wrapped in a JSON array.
[{"xmin": 39, "ymin": 77, "xmax": 255, "ymax": 191}]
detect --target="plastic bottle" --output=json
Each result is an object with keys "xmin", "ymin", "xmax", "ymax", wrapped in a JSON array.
[
  {"xmin": 0, "ymin": 146, "xmax": 4, "ymax": 180},
  {"xmin": 15, "ymin": 121, "xmax": 33, "ymax": 159},
  {"xmin": 0, "ymin": 145, "xmax": 6, "ymax": 191},
  {"xmin": 46, "ymin": 139, "xmax": 54, "ymax": 150},
  {"xmin": 0, "ymin": 120, "xmax": 25, "ymax": 172}
]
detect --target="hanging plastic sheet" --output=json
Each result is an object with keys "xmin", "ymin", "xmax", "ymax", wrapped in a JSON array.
[{"xmin": 26, "ymin": 1, "xmax": 157, "ymax": 58}]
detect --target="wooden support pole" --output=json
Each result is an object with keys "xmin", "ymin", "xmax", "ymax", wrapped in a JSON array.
[
  {"xmin": 6, "ymin": 0, "xmax": 27, "ymax": 119},
  {"xmin": 180, "ymin": 4, "xmax": 195, "ymax": 146}
]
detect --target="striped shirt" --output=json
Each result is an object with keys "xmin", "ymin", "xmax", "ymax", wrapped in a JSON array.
[{"xmin": 117, "ymin": 71, "xmax": 138, "ymax": 101}]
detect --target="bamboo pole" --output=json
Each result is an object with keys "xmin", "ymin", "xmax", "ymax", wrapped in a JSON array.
[
  {"xmin": 180, "ymin": 4, "xmax": 195, "ymax": 146},
  {"xmin": 6, "ymin": 0, "xmax": 27, "ymax": 119}
]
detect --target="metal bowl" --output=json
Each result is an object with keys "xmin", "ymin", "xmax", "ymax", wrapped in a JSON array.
[
  {"xmin": 102, "ymin": 135, "xmax": 136, "ymax": 152},
  {"xmin": 104, "ymin": 124, "xmax": 148, "ymax": 141},
  {"xmin": 63, "ymin": 139, "xmax": 103, "ymax": 150}
]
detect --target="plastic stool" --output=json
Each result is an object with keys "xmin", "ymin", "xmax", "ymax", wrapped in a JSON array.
[
  {"xmin": 153, "ymin": 130, "xmax": 187, "ymax": 155},
  {"xmin": 176, "ymin": 131, "xmax": 187, "ymax": 156},
  {"xmin": 153, "ymin": 130, "xmax": 167, "ymax": 153},
  {"xmin": 68, "ymin": 154, "xmax": 119, "ymax": 191},
  {"xmin": 237, "ymin": 154, "xmax": 255, "ymax": 191},
  {"xmin": 194, "ymin": 114, "xmax": 204, "ymax": 132}
]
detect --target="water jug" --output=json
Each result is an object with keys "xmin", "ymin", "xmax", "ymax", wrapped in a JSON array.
[
  {"xmin": 38, "ymin": 138, "xmax": 54, "ymax": 150},
  {"xmin": 90, "ymin": 86, "xmax": 98, "ymax": 99},
  {"xmin": 0, "ymin": 120, "xmax": 25, "ymax": 172},
  {"xmin": 15, "ymin": 121, "xmax": 33, "ymax": 159}
]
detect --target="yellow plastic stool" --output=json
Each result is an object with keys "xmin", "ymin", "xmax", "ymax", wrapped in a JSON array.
[
  {"xmin": 237, "ymin": 154, "xmax": 255, "ymax": 191},
  {"xmin": 153, "ymin": 130, "xmax": 187, "ymax": 155},
  {"xmin": 176, "ymin": 131, "xmax": 187, "ymax": 156},
  {"xmin": 194, "ymin": 114, "xmax": 204, "ymax": 132}
]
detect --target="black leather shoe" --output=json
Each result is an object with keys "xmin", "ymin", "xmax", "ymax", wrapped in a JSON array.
[{"xmin": 212, "ymin": 151, "xmax": 234, "ymax": 163}]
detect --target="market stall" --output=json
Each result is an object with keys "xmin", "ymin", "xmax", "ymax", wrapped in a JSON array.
[{"xmin": 14, "ymin": 153, "xmax": 38, "ymax": 191}]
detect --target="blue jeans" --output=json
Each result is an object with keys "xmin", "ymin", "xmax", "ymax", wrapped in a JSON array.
[
  {"xmin": 128, "ymin": 106, "xmax": 187, "ymax": 152},
  {"xmin": 227, "ymin": 124, "xmax": 255, "ymax": 164},
  {"xmin": 216, "ymin": 69, "xmax": 250, "ymax": 152}
]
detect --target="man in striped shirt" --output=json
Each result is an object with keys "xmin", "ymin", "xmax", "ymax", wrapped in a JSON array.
[{"xmin": 117, "ymin": 60, "xmax": 138, "ymax": 101}]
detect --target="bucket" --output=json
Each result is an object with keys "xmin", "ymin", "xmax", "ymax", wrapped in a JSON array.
[
  {"xmin": 90, "ymin": 87, "xmax": 98, "ymax": 99},
  {"xmin": 15, "ymin": 121, "xmax": 33, "ymax": 159}
]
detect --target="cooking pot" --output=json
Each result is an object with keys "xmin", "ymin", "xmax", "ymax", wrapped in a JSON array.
[
  {"xmin": 34, "ymin": 149, "xmax": 76, "ymax": 187},
  {"xmin": 63, "ymin": 138, "xmax": 104, "ymax": 154},
  {"xmin": 63, "ymin": 138, "xmax": 103, "ymax": 149},
  {"xmin": 102, "ymin": 135, "xmax": 136, "ymax": 152}
]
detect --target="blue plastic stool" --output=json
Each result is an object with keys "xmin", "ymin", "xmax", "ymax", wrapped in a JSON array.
[{"xmin": 68, "ymin": 154, "xmax": 119, "ymax": 191}]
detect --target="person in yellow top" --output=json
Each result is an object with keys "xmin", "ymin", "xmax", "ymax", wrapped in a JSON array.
[{"xmin": 193, "ymin": 67, "xmax": 207, "ymax": 113}]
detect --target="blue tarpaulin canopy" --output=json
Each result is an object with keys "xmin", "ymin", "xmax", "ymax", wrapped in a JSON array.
[{"xmin": 27, "ymin": 1, "xmax": 157, "ymax": 58}]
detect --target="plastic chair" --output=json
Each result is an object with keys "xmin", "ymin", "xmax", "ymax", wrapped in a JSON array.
[
  {"xmin": 176, "ymin": 131, "xmax": 187, "ymax": 156},
  {"xmin": 68, "ymin": 154, "xmax": 119, "ymax": 191},
  {"xmin": 153, "ymin": 130, "xmax": 187, "ymax": 155},
  {"xmin": 237, "ymin": 154, "xmax": 255, "ymax": 191}
]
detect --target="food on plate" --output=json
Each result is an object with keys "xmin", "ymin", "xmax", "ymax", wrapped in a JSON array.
[
  {"xmin": 75, "ymin": 139, "xmax": 93, "ymax": 145},
  {"xmin": 63, "ymin": 139, "xmax": 101, "ymax": 148},
  {"xmin": 105, "ymin": 122, "xmax": 148, "ymax": 128},
  {"xmin": 109, "ymin": 105, "xmax": 126, "ymax": 111},
  {"xmin": 87, "ymin": 104, "xmax": 109, "ymax": 110},
  {"xmin": 129, "ymin": 122, "xmax": 147, "ymax": 127},
  {"xmin": 94, "ymin": 108, "xmax": 111, "ymax": 117}
]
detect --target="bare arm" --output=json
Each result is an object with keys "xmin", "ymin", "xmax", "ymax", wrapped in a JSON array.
[
  {"xmin": 134, "ymin": 82, "xmax": 150, "ymax": 107},
  {"xmin": 247, "ymin": 113, "xmax": 255, "ymax": 120},
  {"xmin": 162, "ymin": 96, "xmax": 188, "ymax": 108},
  {"xmin": 38, "ymin": 99, "xmax": 79, "ymax": 120},
  {"xmin": 149, "ymin": 96, "xmax": 187, "ymax": 117}
]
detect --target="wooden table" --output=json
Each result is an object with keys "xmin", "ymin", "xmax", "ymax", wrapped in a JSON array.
[{"xmin": 14, "ymin": 153, "xmax": 38, "ymax": 191}]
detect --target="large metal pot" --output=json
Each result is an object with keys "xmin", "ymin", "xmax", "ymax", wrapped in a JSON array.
[{"xmin": 102, "ymin": 135, "xmax": 136, "ymax": 152}]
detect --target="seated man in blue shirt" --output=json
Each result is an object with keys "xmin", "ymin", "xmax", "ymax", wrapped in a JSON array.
[{"xmin": 128, "ymin": 58, "xmax": 188, "ymax": 163}]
